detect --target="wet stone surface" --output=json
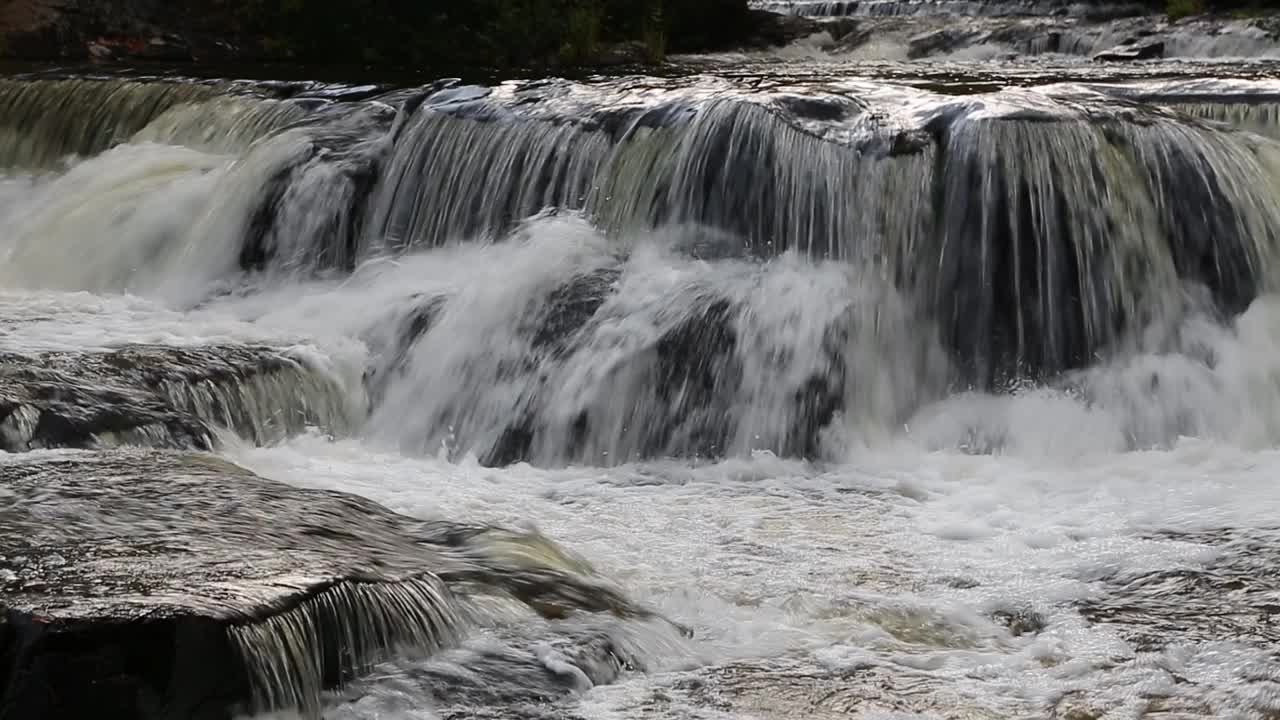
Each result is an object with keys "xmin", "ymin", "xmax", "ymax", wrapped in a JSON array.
[
  {"xmin": 0, "ymin": 450, "xmax": 453, "ymax": 621},
  {"xmin": 0, "ymin": 449, "xmax": 462, "ymax": 719},
  {"xmin": 1079, "ymin": 528, "xmax": 1280, "ymax": 653},
  {"xmin": 0, "ymin": 344, "xmax": 353, "ymax": 452},
  {"xmin": 0, "ymin": 449, "xmax": 665, "ymax": 719}
]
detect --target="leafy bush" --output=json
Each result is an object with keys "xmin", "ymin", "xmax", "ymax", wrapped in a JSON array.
[
  {"xmin": 1166, "ymin": 0, "xmax": 1206, "ymax": 19},
  {"xmin": 215, "ymin": 0, "xmax": 749, "ymax": 67}
]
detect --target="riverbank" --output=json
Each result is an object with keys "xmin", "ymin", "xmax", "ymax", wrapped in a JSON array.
[{"xmin": 0, "ymin": 0, "xmax": 790, "ymax": 68}]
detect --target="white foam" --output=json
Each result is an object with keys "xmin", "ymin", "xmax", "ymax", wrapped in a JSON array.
[{"xmin": 225, "ymin": 428, "xmax": 1280, "ymax": 717}]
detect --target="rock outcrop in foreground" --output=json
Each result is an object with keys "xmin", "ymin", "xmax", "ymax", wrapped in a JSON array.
[{"xmin": 0, "ymin": 450, "xmax": 661, "ymax": 719}]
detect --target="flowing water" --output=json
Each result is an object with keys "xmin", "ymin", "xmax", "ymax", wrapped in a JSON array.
[{"xmin": 6, "ymin": 0, "xmax": 1280, "ymax": 717}]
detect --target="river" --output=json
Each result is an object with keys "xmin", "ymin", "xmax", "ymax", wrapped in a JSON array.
[{"xmin": 3, "ymin": 1, "xmax": 1280, "ymax": 718}]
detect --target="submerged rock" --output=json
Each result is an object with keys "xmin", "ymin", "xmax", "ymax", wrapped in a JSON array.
[
  {"xmin": 1078, "ymin": 528, "xmax": 1280, "ymax": 652},
  {"xmin": 0, "ymin": 450, "xmax": 667, "ymax": 719},
  {"xmin": 327, "ymin": 620, "xmax": 661, "ymax": 718}
]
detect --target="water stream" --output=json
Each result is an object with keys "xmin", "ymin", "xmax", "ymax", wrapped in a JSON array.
[{"xmin": 5, "ymin": 1, "xmax": 1280, "ymax": 717}]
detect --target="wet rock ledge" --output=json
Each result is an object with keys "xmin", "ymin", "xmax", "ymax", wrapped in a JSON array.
[
  {"xmin": 0, "ymin": 344, "xmax": 357, "ymax": 453},
  {"xmin": 0, "ymin": 450, "xmax": 656, "ymax": 720},
  {"xmin": 0, "ymin": 451, "xmax": 456, "ymax": 719}
]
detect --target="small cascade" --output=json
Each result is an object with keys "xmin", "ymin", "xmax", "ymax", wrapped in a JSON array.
[
  {"xmin": 366, "ymin": 108, "xmax": 613, "ymax": 250},
  {"xmin": 229, "ymin": 576, "xmax": 463, "ymax": 717},
  {"xmin": 1164, "ymin": 23, "xmax": 1280, "ymax": 59},
  {"xmin": 0, "ymin": 77, "xmax": 227, "ymax": 168},
  {"xmin": 750, "ymin": 1, "xmax": 1280, "ymax": 60},
  {"xmin": 244, "ymin": 102, "xmax": 419, "ymax": 274},
  {"xmin": 930, "ymin": 105, "xmax": 1280, "ymax": 381},
  {"xmin": 366, "ymin": 88, "xmax": 928, "ymax": 259},
  {"xmin": 226, "ymin": 513, "xmax": 675, "ymax": 717},
  {"xmin": 1173, "ymin": 102, "xmax": 1280, "ymax": 140},
  {"xmin": 750, "ymin": 0, "xmax": 1148, "ymax": 18},
  {"xmin": 148, "ymin": 348, "xmax": 363, "ymax": 445},
  {"xmin": 0, "ymin": 99, "xmax": 399, "ymax": 302},
  {"xmin": 131, "ymin": 94, "xmax": 313, "ymax": 155},
  {"xmin": 0, "ymin": 345, "xmax": 362, "ymax": 452}
]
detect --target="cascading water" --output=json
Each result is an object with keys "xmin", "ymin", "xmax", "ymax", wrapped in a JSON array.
[
  {"xmin": 745, "ymin": 0, "xmax": 1280, "ymax": 60},
  {"xmin": 7, "ymin": 2, "xmax": 1280, "ymax": 716},
  {"xmin": 751, "ymin": 0, "xmax": 1149, "ymax": 18}
]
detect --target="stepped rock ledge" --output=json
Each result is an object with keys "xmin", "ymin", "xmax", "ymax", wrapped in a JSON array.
[{"xmin": 0, "ymin": 450, "xmax": 649, "ymax": 719}]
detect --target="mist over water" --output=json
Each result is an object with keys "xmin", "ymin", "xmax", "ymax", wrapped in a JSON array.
[{"xmin": 6, "ymin": 2, "xmax": 1280, "ymax": 716}]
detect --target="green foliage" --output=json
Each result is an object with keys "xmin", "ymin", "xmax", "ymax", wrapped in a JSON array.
[
  {"xmin": 1229, "ymin": 3, "xmax": 1269, "ymax": 18},
  {"xmin": 1166, "ymin": 0, "xmax": 1206, "ymax": 19},
  {"xmin": 642, "ymin": 2, "xmax": 667, "ymax": 62},
  {"xmin": 199, "ymin": 0, "xmax": 749, "ymax": 68},
  {"xmin": 561, "ymin": 2, "xmax": 605, "ymax": 63}
]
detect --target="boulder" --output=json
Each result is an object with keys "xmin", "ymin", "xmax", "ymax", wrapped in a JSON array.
[
  {"xmin": 1092, "ymin": 39, "xmax": 1166, "ymax": 61},
  {"xmin": 0, "ymin": 450, "xmax": 462, "ymax": 719},
  {"xmin": 0, "ymin": 450, "xmax": 666, "ymax": 719}
]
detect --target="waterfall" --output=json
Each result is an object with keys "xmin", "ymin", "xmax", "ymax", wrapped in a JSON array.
[
  {"xmin": 3, "ymin": 73, "xmax": 1280, "ymax": 462},
  {"xmin": 1173, "ymin": 101, "xmax": 1280, "ymax": 140},
  {"xmin": 0, "ymin": 77, "xmax": 226, "ymax": 168},
  {"xmin": 749, "ymin": 0, "xmax": 1149, "ymax": 18}
]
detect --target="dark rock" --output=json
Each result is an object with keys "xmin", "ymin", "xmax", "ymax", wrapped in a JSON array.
[
  {"xmin": 825, "ymin": 26, "xmax": 873, "ymax": 52},
  {"xmin": 991, "ymin": 608, "xmax": 1047, "ymax": 637},
  {"xmin": 484, "ymin": 293, "xmax": 740, "ymax": 466},
  {"xmin": 531, "ymin": 268, "xmax": 622, "ymax": 355},
  {"xmin": 1092, "ymin": 40, "xmax": 1165, "ymax": 61},
  {"xmin": 774, "ymin": 94, "xmax": 856, "ymax": 123},
  {"xmin": 364, "ymin": 294, "xmax": 449, "ymax": 409},
  {"xmin": 636, "ymin": 298, "xmax": 741, "ymax": 458},
  {"xmin": 890, "ymin": 129, "xmax": 933, "ymax": 156}
]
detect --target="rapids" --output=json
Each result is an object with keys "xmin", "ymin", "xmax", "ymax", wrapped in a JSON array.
[{"xmin": 5, "ymin": 0, "xmax": 1280, "ymax": 717}]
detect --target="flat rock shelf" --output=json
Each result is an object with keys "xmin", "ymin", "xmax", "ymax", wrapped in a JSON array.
[
  {"xmin": 0, "ymin": 450, "xmax": 466, "ymax": 719},
  {"xmin": 0, "ymin": 344, "xmax": 358, "ymax": 453},
  {"xmin": 0, "ymin": 450, "xmax": 656, "ymax": 720}
]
